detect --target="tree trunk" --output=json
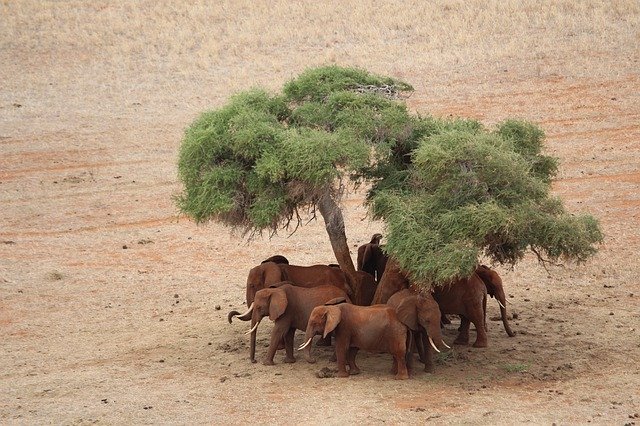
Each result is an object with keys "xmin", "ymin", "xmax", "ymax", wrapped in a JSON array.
[{"xmin": 317, "ymin": 191, "xmax": 359, "ymax": 292}]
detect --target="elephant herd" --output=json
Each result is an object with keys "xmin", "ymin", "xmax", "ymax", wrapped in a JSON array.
[{"xmin": 228, "ymin": 234, "xmax": 515, "ymax": 379}]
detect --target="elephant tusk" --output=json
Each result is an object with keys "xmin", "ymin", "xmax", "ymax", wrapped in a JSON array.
[
  {"xmin": 429, "ymin": 336, "xmax": 441, "ymax": 353},
  {"xmin": 497, "ymin": 300, "xmax": 506, "ymax": 309},
  {"xmin": 441, "ymin": 340, "xmax": 451, "ymax": 349},
  {"xmin": 240, "ymin": 302, "xmax": 255, "ymax": 317},
  {"xmin": 297, "ymin": 337, "xmax": 313, "ymax": 351},
  {"xmin": 245, "ymin": 321, "xmax": 259, "ymax": 335}
]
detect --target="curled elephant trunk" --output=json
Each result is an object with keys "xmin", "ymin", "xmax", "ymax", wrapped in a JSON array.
[{"xmin": 228, "ymin": 302, "xmax": 254, "ymax": 323}]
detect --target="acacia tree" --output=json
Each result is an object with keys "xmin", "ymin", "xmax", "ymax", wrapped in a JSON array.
[{"xmin": 176, "ymin": 66, "xmax": 602, "ymax": 289}]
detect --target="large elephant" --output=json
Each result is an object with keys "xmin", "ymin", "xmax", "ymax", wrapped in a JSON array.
[
  {"xmin": 474, "ymin": 265, "xmax": 516, "ymax": 337},
  {"xmin": 432, "ymin": 273, "xmax": 489, "ymax": 348},
  {"xmin": 229, "ymin": 283, "xmax": 350, "ymax": 364},
  {"xmin": 243, "ymin": 262, "xmax": 351, "ymax": 307},
  {"xmin": 299, "ymin": 303, "xmax": 410, "ymax": 379},
  {"xmin": 356, "ymin": 233, "xmax": 388, "ymax": 283},
  {"xmin": 387, "ymin": 289, "xmax": 450, "ymax": 373}
]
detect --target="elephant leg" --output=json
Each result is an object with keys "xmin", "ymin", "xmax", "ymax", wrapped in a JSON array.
[
  {"xmin": 454, "ymin": 316, "xmax": 471, "ymax": 345},
  {"xmin": 471, "ymin": 316, "xmax": 488, "ymax": 348},
  {"xmin": 264, "ymin": 324, "xmax": 287, "ymax": 365},
  {"xmin": 393, "ymin": 347, "xmax": 409, "ymax": 380},
  {"xmin": 347, "ymin": 347, "xmax": 360, "ymax": 375},
  {"xmin": 283, "ymin": 328, "xmax": 296, "ymax": 363},
  {"xmin": 334, "ymin": 338, "xmax": 350, "ymax": 378},
  {"xmin": 423, "ymin": 333, "xmax": 435, "ymax": 373},
  {"xmin": 415, "ymin": 332, "xmax": 427, "ymax": 364}
]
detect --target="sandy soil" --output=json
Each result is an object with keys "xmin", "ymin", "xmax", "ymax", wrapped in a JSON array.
[{"xmin": 1, "ymin": 2, "xmax": 639, "ymax": 424}]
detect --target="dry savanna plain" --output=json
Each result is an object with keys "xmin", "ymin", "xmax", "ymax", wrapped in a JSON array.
[{"xmin": 1, "ymin": 1, "xmax": 639, "ymax": 424}]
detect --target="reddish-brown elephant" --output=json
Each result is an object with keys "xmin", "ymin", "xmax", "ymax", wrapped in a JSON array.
[
  {"xmin": 387, "ymin": 289, "xmax": 450, "ymax": 373},
  {"xmin": 229, "ymin": 283, "xmax": 350, "ymax": 364},
  {"xmin": 243, "ymin": 262, "xmax": 351, "ymax": 308},
  {"xmin": 433, "ymin": 273, "xmax": 489, "ymax": 347},
  {"xmin": 299, "ymin": 303, "xmax": 410, "ymax": 379},
  {"xmin": 356, "ymin": 233, "xmax": 388, "ymax": 283}
]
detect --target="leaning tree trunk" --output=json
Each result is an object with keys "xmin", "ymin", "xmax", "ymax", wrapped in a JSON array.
[{"xmin": 317, "ymin": 190, "xmax": 360, "ymax": 299}]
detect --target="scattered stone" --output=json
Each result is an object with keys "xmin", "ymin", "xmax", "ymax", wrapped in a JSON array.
[
  {"xmin": 122, "ymin": 245, "xmax": 128, "ymax": 249},
  {"xmin": 316, "ymin": 367, "xmax": 337, "ymax": 378},
  {"xmin": 215, "ymin": 305, "xmax": 221, "ymax": 310},
  {"xmin": 174, "ymin": 294, "xmax": 179, "ymax": 299},
  {"xmin": 101, "ymin": 399, "xmax": 108, "ymax": 404},
  {"xmin": 143, "ymin": 406, "xmax": 152, "ymax": 410},
  {"xmin": 220, "ymin": 376, "xmax": 228, "ymax": 383}
]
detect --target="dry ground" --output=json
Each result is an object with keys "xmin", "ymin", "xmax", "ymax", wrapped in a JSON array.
[{"xmin": 1, "ymin": 1, "xmax": 639, "ymax": 424}]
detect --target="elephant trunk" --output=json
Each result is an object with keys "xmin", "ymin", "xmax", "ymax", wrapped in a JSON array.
[
  {"xmin": 248, "ymin": 318, "xmax": 260, "ymax": 363},
  {"xmin": 228, "ymin": 302, "xmax": 254, "ymax": 323},
  {"xmin": 426, "ymin": 320, "xmax": 449, "ymax": 352},
  {"xmin": 498, "ymin": 297, "xmax": 516, "ymax": 337}
]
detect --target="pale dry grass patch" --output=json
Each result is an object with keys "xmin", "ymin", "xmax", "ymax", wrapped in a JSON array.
[{"xmin": 2, "ymin": 0, "xmax": 637, "ymax": 77}]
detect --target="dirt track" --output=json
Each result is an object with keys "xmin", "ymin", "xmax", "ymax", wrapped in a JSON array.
[{"xmin": 1, "ymin": 2, "xmax": 640, "ymax": 424}]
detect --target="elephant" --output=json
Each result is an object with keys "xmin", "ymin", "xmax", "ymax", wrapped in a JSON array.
[
  {"xmin": 432, "ymin": 273, "xmax": 489, "ymax": 348},
  {"xmin": 387, "ymin": 289, "xmax": 450, "ymax": 373},
  {"xmin": 243, "ymin": 262, "xmax": 351, "ymax": 308},
  {"xmin": 356, "ymin": 233, "xmax": 388, "ymax": 283},
  {"xmin": 229, "ymin": 283, "xmax": 350, "ymax": 364},
  {"xmin": 474, "ymin": 265, "xmax": 516, "ymax": 337},
  {"xmin": 299, "ymin": 303, "xmax": 410, "ymax": 379},
  {"xmin": 261, "ymin": 255, "xmax": 289, "ymax": 265}
]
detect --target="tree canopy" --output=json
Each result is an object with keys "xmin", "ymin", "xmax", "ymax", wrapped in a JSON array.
[{"xmin": 176, "ymin": 65, "xmax": 603, "ymax": 287}]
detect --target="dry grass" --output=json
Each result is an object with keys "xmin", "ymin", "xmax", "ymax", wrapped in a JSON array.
[
  {"xmin": 2, "ymin": 1, "xmax": 638, "ymax": 95},
  {"xmin": 1, "ymin": 1, "xmax": 639, "ymax": 424}
]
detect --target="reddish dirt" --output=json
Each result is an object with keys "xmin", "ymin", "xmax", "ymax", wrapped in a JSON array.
[{"xmin": 1, "ymin": 7, "xmax": 640, "ymax": 424}]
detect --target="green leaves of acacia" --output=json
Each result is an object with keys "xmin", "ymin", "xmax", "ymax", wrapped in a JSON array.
[
  {"xmin": 177, "ymin": 66, "xmax": 413, "ymax": 232},
  {"xmin": 369, "ymin": 121, "xmax": 603, "ymax": 285},
  {"xmin": 176, "ymin": 65, "xmax": 602, "ymax": 286}
]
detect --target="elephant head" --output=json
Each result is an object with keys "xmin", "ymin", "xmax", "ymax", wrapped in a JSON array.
[
  {"xmin": 298, "ymin": 305, "xmax": 341, "ymax": 351},
  {"xmin": 239, "ymin": 286, "xmax": 289, "ymax": 363},
  {"xmin": 475, "ymin": 265, "xmax": 515, "ymax": 337},
  {"xmin": 390, "ymin": 289, "xmax": 449, "ymax": 353},
  {"xmin": 244, "ymin": 262, "xmax": 283, "ymax": 307}
]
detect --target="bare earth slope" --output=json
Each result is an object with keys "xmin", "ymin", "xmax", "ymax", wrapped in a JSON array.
[{"xmin": 1, "ymin": 1, "xmax": 639, "ymax": 424}]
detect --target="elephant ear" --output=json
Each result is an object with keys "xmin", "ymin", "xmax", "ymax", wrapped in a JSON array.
[
  {"xmin": 268, "ymin": 289, "xmax": 288, "ymax": 321},
  {"xmin": 395, "ymin": 296, "xmax": 419, "ymax": 331},
  {"xmin": 323, "ymin": 307, "xmax": 341, "ymax": 339}
]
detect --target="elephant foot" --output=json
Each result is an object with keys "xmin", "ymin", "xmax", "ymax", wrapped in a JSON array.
[
  {"xmin": 250, "ymin": 358, "xmax": 257, "ymax": 364},
  {"xmin": 472, "ymin": 340, "xmax": 488, "ymax": 348},
  {"xmin": 305, "ymin": 357, "xmax": 317, "ymax": 364},
  {"xmin": 348, "ymin": 367, "xmax": 360, "ymax": 375},
  {"xmin": 329, "ymin": 353, "xmax": 337, "ymax": 362},
  {"xmin": 283, "ymin": 356, "xmax": 296, "ymax": 364},
  {"xmin": 262, "ymin": 359, "xmax": 275, "ymax": 366},
  {"xmin": 453, "ymin": 338, "xmax": 469, "ymax": 345},
  {"xmin": 424, "ymin": 363, "xmax": 435, "ymax": 374},
  {"xmin": 337, "ymin": 370, "xmax": 350, "ymax": 378},
  {"xmin": 395, "ymin": 372, "xmax": 409, "ymax": 380}
]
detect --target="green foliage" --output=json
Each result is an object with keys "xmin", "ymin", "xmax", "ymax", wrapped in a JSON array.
[
  {"xmin": 176, "ymin": 65, "xmax": 603, "ymax": 286},
  {"xmin": 369, "ymin": 121, "xmax": 603, "ymax": 285}
]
